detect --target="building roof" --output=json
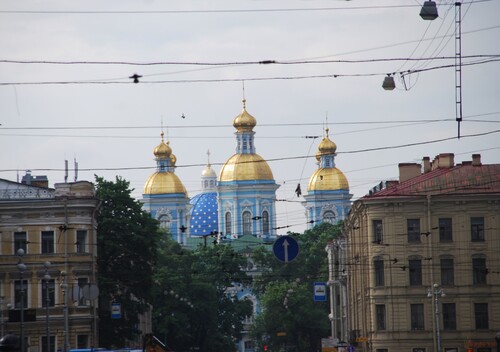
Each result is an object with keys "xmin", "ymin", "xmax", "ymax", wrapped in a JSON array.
[{"xmin": 366, "ymin": 156, "xmax": 500, "ymax": 199}]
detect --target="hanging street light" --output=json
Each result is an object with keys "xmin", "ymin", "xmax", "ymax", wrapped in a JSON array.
[
  {"xmin": 420, "ymin": 1, "xmax": 439, "ymax": 20},
  {"xmin": 382, "ymin": 74, "xmax": 396, "ymax": 91}
]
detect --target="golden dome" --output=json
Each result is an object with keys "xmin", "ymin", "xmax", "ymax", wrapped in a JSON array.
[
  {"xmin": 220, "ymin": 154, "xmax": 274, "ymax": 182},
  {"xmin": 202, "ymin": 165, "xmax": 217, "ymax": 178},
  {"xmin": 154, "ymin": 132, "xmax": 172, "ymax": 158},
  {"xmin": 233, "ymin": 99, "xmax": 257, "ymax": 132},
  {"xmin": 316, "ymin": 128, "xmax": 337, "ymax": 160},
  {"xmin": 308, "ymin": 167, "xmax": 349, "ymax": 191},
  {"xmin": 143, "ymin": 172, "xmax": 187, "ymax": 195}
]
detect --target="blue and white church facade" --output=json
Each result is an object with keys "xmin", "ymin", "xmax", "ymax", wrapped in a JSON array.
[{"xmin": 303, "ymin": 128, "xmax": 352, "ymax": 228}]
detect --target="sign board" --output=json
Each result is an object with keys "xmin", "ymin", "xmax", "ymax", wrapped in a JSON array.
[
  {"xmin": 314, "ymin": 282, "xmax": 327, "ymax": 302},
  {"xmin": 273, "ymin": 235, "xmax": 299, "ymax": 263},
  {"xmin": 111, "ymin": 302, "xmax": 122, "ymax": 319}
]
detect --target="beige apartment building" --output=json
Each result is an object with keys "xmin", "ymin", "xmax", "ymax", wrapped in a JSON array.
[
  {"xmin": 0, "ymin": 174, "xmax": 99, "ymax": 351},
  {"xmin": 344, "ymin": 153, "xmax": 500, "ymax": 352}
]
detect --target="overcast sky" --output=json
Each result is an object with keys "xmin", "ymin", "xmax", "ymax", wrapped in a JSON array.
[{"xmin": 1, "ymin": 0, "xmax": 499, "ymax": 233}]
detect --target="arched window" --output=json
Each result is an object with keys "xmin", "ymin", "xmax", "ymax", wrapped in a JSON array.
[
  {"xmin": 242, "ymin": 211, "xmax": 252, "ymax": 235},
  {"xmin": 158, "ymin": 215, "xmax": 170, "ymax": 229},
  {"xmin": 262, "ymin": 211, "xmax": 270, "ymax": 234},
  {"xmin": 323, "ymin": 211, "xmax": 336, "ymax": 224},
  {"xmin": 225, "ymin": 212, "xmax": 232, "ymax": 235}
]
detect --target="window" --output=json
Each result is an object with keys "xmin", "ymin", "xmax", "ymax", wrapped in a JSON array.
[
  {"xmin": 472, "ymin": 257, "xmax": 487, "ymax": 285},
  {"xmin": 41, "ymin": 231, "xmax": 54, "ymax": 254},
  {"xmin": 440, "ymin": 258, "xmax": 455, "ymax": 286},
  {"xmin": 41, "ymin": 336, "xmax": 55, "ymax": 352},
  {"xmin": 242, "ymin": 211, "xmax": 252, "ymax": 235},
  {"xmin": 439, "ymin": 218, "xmax": 453, "ymax": 242},
  {"xmin": 14, "ymin": 231, "xmax": 27, "ymax": 253},
  {"xmin": 375, "ymin": 304, "xmax": 386, "ymax": 330},
  {"xmin": 323, "ymin": 211, "xmax": 336, "ymax": 224},
  {"xmin": 225, "ymin": 212, "xmax": 232, "ymax": 235},
  {"xmin": 77, "ymin": 278, "xmax": 89, "ymax": 306},
  {"xmin": 471, "ymin": 217, "xmax": 485, "ymax": 241},
  {"xmin": 442, "ymin": 303, "xmax": 456, "ymax": 330},
  {"xmin": 409, "ymin": 259, "xmax": 422, "ymax": 286},
  {"xmin": 42, "ymin": 279, "xmax": 55, "ymax": 307},
  {"xmin": 407, "ymin": 219, "xmax": 421, "ymax": 243},
  {"xmin": 14, "ymin": 280, "xmax": 28, "ymax": 309},
  {"xmin": 474, "ymin": 303, "xmax": 489, "ymax": 329},
  {"xmin": 158, "ymin": 214, "xmax": 170, "ymax": 229},
  {"xmin": 76, "ymin": 230, "xmax": 87, "ymax": 253},
  {"xmin": 410, "ymin": 304, "xmax": 425, "ymax": 330},
  {"xmin": 374, "ymin": 259, "xmax": 385, "ymax": 286},
  {"xmin": 77, "ymin": 335, "xmax": 89, "ymax": 349},
  {"xmin": 373, "ymin": 220, "xmax": 383, "ymax": 244},
  {"xmin": 262, "ymin": 211, "xmax": 270, "ymax": 235}
]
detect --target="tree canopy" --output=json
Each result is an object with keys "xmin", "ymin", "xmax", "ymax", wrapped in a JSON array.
[
  {"xmin": 251, "ymin": 222, "xmax": 343, "ymax": 351},
  {"xmin": 151, "ymin": 239, "xmax": 253, "ymax": 352},
  {"xmin": 95, "ymin": 175, "xmax": 162, "ymax": 348}
]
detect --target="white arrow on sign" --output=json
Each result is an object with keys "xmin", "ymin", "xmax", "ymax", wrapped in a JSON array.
[{"xmin": 282, "ymin": 238, "xmax": 290, "ymax": 262}]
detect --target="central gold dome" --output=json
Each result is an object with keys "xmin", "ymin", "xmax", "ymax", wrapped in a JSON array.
[
  {"xmin": 219, "ymin": 154, "xmax": 274, "ymax": 182},
  {"xmin": 308, "ymin": 167, "xmax": 349, "ymax": 191},
  {"xmin": 144, "ymin": 172, "xmax": 187, "ymax": 195}
]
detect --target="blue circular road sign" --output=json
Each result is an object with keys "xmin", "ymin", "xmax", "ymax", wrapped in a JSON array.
[{"xmin": 273, "ymin": 235, "xmax": 299, "ymax": 263}]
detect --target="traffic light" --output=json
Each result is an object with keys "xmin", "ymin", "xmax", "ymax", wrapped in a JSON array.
[{"xmin": 263, "ymin": 344, "xmax": 268, "ymax": 351}]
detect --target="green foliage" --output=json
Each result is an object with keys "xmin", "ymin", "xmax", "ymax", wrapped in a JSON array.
[
  {"xmin": 151, "ymin": 240, "xmax": 253, "ymax": 352},
  {"xmin": 95, "ymin": 176, "xmax": 162, "ymax": 348},
  {"xmin": 251, "ymin": 222, "xmax": 343, "ymax": 351}
]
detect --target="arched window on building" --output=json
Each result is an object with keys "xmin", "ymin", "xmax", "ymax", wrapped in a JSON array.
[
  {"xmin": 158, "ymin": 215, "xmax": 170, "ymax": 229},
  {"xmin": 225, "ymin": 212, "xmax": 232, "ymax": 235},
  {"xmin": 323, "ymin": 210, "xmax": 336, "ymax": 224},
  {"xmin": 242, "ymin": 211, "xmax": 252, "ymax": 235},
  {"xmin": 262, "ymin": 210, "xmax": 270, "ymax": 234}
]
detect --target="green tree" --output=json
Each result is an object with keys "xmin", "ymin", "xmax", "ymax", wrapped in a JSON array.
[
  {"xmin": 95, "ymin": 176, "xmax": 161, "ymax": 348},
  {"xmin": 251, "ymin": 222, "xmax": 343, "ymax": 351},
  {"xmin": 151, "ymin": 240, "xmax": 253, "ymax": 352}
]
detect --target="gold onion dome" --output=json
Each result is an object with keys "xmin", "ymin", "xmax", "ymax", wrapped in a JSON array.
[
  {"xmin": 220, "ymin": 154, "xmax": 274, "ymax": 182},
  {"xmin": 143, "ymin": 132, "xmax": 186, "ymax": 195},
  {"xmin": 232, "ymin": 99, "xmax": 257, "ymax": 132},
  {"xmin": 144, "ymin": 172, "xmax": 187, "ymax": 195},
  {"xmin": 308, "ymin": 168, "xmax": 349, "ymax": 191},
  {"xmin": 316, "ymin": 128, "xmax": 337, "ymax": 161},
  {"xmin": 154, "ymin": 132, "xmax": 172, "ymax": 158}
]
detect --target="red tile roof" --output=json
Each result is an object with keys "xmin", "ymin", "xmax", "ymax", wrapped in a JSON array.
[{"xmin": 365, "ymin": 163, "xmax": 500, "ymax": 198}]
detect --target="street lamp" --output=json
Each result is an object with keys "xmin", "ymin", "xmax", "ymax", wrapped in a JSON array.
[
  {"xmin": 17, "ymin": 248, "xmax": 26, "ymax": 352},
  {"xmin": 420, "ymin": 1, "xmax": 439, "ymax": 20},
  {"xmin": 43, "ymin": 262, "xmax": 51, "ymax": 352},
  {"xmin": 382, "ymin": 74, "xmax": 396, "ymax": 91},
  {"xmin": 427, "ymin": 283, "xmax": 445, "ymax": 352}
]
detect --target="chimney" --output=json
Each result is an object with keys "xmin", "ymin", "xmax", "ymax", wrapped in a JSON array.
[
  {"xmin": 472, "ymin": 154, "xmax": 481, "ymax": 166},
  {"xmin": 422, "ymin": 157, "xmax": 431, "ymax": 173},
  {"xmin": 399, "ymin": 163, "xmax": 421, "ymax": 182},
  {"xmin": 432, "ymin": 153, "xmax": 455, "ymax": 169}
]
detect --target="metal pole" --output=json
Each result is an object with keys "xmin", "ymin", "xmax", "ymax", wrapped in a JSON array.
[
  {"xmin": 0, "ymin": 296, "xmax": 5, "ymax": 337},
  {"xmin": 61, "ymin": 271, "xmax": 69, "ymax": 352},
  {"xmin": 44, "ymin": 262, "xmax": 51, "ymax": 352},
  {"xmin": 17, "ymin": 249, "xmax": 26, "ymax": 352},
  {"xmin": 429, "ymin": 283, "xmax": 444, "ymax": 352}
]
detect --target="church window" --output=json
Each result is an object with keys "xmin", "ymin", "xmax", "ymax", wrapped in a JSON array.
[
  {"xmin": 323, "ymin": 211, "xmax": 335, "ymax": 224},
  {"xmin": 225, "ymin": 212, "xmax": 232, "ymax": 235},
  {"xmin": 262, "ymin": 211, "xmax": 270, "ymax": 234},
  {"xmin": 242, "ymin": 211, "xmax": 252, "ymax": 235},
  {"xmin": 325, "ymin": 158, "xmax": 331, "ymax": 167},
  {"xmin": 158, "ymin": 215, "xmax": 170, "ymax": 229}
]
